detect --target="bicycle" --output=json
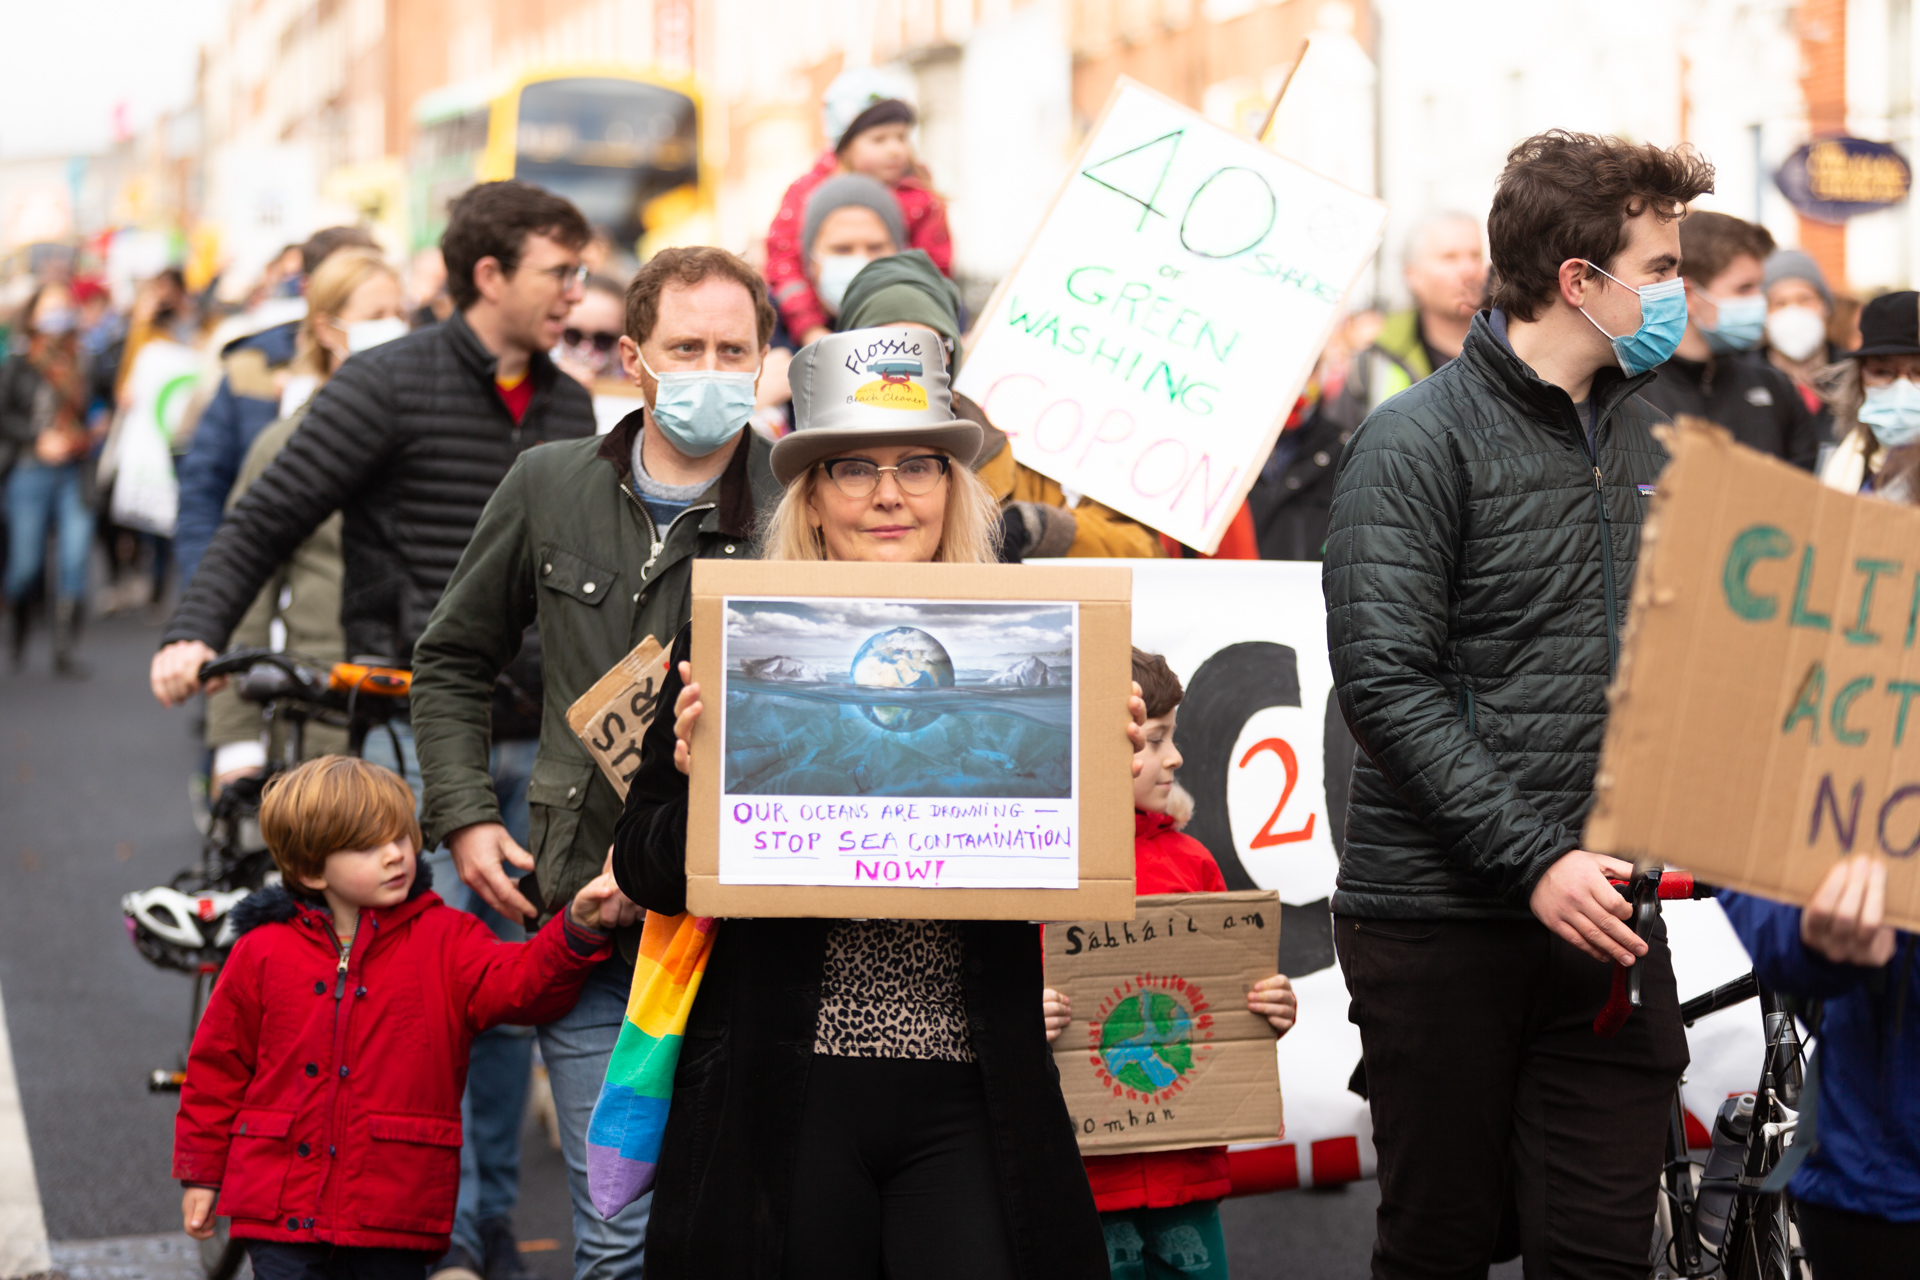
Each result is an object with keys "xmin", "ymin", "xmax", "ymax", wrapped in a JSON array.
[
  {"xmin": 121, "ymin": 647, "xmax": 409, "ymax": 1280},
  {"xmin": 1602, "ymin": 869, "xmax": 1809, "ymax": 1280}
]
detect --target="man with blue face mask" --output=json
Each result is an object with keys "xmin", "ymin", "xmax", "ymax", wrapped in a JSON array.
[
  {"xmin": 409, "ymin": 248, "xmax": 784, "ymax": 1277},
  {"xmin": 1640, "ymin": 210, "xmax": 1821, "ymax": 469},
  {"xmin": 1325, "ymin": 131, "xmax": 1715, "ymax": 1278}
]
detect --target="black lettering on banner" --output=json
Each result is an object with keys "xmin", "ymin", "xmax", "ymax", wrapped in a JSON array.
[
  {"xmin": 1063, "ymin": 925, "xmax": 1086, "ymax": 956},
  {"xmin": 609, "ymin": 742, "xmax": 643, "ymax": 783}
]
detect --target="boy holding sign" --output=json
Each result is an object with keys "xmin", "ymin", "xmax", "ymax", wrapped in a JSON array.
[{"xmin": 1044, "ymin": 650, "xmax": 1296, "ymax": 1278}]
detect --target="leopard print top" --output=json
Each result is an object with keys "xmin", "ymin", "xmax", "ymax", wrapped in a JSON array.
[{"xmin": 812, "ymin": 919, "xmax": 976, "ymax": 1061}]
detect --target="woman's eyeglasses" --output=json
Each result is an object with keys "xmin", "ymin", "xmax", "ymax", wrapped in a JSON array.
[
  {"xmin": 562, "ymin": 328, "xmax": 621, "ymax": 352},
  {"xmin": 820, "ymin": 455, "xmax": 951, "ymax": 497}
]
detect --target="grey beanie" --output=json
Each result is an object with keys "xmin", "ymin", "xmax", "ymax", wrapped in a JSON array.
[
  {"xmin": 801, "ymin": 174, "xmax": 908, "ymax": 259},
  {"xmin": 1763, "ymin": 249, "xmax": 1833, "ymax": 309}
]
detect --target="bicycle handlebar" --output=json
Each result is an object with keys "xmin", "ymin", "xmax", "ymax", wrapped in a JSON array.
[
  {"xmin": 1609, "ymin": 872, "xmax": 1712, "ymax": 901},
  {"xmin": 195, "ymin": 648, "xmax": 412, "ymax": 708}
]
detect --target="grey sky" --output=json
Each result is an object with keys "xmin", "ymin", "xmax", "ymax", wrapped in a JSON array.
[{"xmin": 1, "ymin": 0, "xmax": 226, "ymax": 159}]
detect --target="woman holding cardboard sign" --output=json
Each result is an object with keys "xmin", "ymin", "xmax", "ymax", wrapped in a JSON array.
[{"xmin": 610, "ymin": 327, "xmax": 1118, "ymax": 1278}]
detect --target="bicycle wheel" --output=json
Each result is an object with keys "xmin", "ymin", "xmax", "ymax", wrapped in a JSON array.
[{"xmin": 1720, "ymin": 1189, "xmax": 1801, "ymax": 1280}]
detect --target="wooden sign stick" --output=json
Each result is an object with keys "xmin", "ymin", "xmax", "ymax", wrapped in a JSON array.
[{"xmin": 1254, "ymin": 39, "xmax": 1313, "ymax": 144}]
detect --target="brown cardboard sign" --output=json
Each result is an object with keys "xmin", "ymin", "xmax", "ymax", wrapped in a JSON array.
[
  {"xmin": 1045, "ymin": 890, "xmax": 1283, "ymax": 1154},
  {"xmin": 1587, "ymin": 418, "xmax": 1920, "ymax": 928},
  {"xmin": 566, "ymin": 636, "xmax": 671, "ymax": 801},
  {"xmin": 686, "ymin": 559, "xmax": 1136, "ymax": 920}
]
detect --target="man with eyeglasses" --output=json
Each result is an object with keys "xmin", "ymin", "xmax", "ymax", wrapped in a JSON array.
[
  {"xmin": 408, "ymin": 245, "xmax": 785, "ymax": 1280},
  {"xmin": 151, "ymin": 181, "xmax": 602, "ymax": 1280}
]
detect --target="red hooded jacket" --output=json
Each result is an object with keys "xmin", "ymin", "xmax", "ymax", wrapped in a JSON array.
[
  {"xmin": 1082, "ymin": 812, "xmax": 1235, "ymax": 1211},
  {"xmin": 173, "ymin": 870, "xmax": 610, "ymax": 1252},
  {"xmin": 765, "ymin": 151, "xmax": 953, "ymax": 341}
]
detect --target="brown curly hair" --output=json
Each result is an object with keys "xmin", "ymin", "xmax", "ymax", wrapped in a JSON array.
[{"xmin": 1488, "ymin": 131, "xmax": 1716, "ymax": 322}]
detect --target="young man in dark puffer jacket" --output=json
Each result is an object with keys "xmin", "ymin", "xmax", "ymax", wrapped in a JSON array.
[{"xmin": 1323, "ymin": 131, "xmax": 1715, "ymax": 1278}]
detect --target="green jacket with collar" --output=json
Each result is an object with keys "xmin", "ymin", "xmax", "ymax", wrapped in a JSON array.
[{"xmin": 410, "ymin": 411, "xmax": 780, "ymax": 945}]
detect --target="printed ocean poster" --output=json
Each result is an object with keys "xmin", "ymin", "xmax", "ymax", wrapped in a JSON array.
[{"xmin": 716, "ymin": 598, "xmax": 1080, "ymax": 889}]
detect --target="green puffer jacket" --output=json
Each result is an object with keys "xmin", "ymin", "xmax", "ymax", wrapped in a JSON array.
[
  {"xmin": 410, "ymin": 413, "xmax": 780, "ymax": 952},
  {"xmin": 1323, "ymin": 310, "xmax": 1667, "ymax": 919}
]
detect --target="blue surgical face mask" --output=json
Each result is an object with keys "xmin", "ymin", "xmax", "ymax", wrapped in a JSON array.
[
  {"xmin": 1696, "ymin": 287, "xmax": 1768, "ymax": 354},
  {"xmin": 639, "ymin": 352, "xmax": 758, "ymax": 457},
  {"xmin": 34, "ymin": 307, "xmax": 76, "ymax": 337},
  {"xmin": 346, "ymin": 317, "xmax": 409, "ymax": 353},
  {"xmin": 1577, "ymin": 262, "xmax": 1689, "ymax": 375},
  {"xmin": 1860, "ymin": 378, "xmax": 1920, "ymax": 448}
]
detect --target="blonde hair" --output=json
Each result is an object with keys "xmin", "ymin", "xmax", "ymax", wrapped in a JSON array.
[
  {"xmin": 759, "ymin": 451, "xmax": 1002, "ymax": 564},
  {"xmin": 259, "ymin": 755, "xmax": 421, "ymax": 886},
  {"xmin": 293, "ymin": 247, "xmax": 399, "ymax": 378}
]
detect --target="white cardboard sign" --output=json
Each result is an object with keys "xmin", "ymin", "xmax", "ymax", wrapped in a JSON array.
[{"xmin": 956, "ymin": 78, "xmax": 1387, "ymax": 553}]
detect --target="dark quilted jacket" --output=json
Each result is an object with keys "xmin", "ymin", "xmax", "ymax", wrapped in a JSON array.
[
  {"xmin": 1323, "ymin": 310, "xmax": 1667, "ymax": 919},
  {"xmin": 162, "ymin": 312, "xmax": 595, "ymax": 664}
]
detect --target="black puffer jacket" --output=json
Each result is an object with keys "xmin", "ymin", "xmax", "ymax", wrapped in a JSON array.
[
  {"xmin": 162, "ymin": 312, "xmax": 594, "ymax": 665},
  {"xmin": 1323, "ymin": 310, "xmax": 1666, "ymax": 919}
]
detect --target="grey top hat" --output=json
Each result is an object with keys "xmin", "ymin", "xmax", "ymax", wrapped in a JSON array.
[{"xmin": 770, "ymin": 327, "xmax": 983, "ymax": 486}]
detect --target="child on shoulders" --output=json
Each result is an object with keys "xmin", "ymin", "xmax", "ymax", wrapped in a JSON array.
[
  {"xmin": 1044, "ymin": 650, "xmax": 1298, "ymax": 1280},
  {"xmin": 174, "ymin": 755, "xmax": 633, "ymax": 1279}
]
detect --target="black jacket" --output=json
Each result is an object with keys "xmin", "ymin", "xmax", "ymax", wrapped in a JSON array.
[
  {"xmin": 161, "ymin": 311, "xmax": 595, "ymax": 665},
  {"xmin": 1639, "ymin": 350, "xmax": 1820, "ymax": 470},
  {"xmin": 610, "ymin": 631, "xmax": 1109, "ymax": 1280},
  {"xmin": 1323, "ymin": 311, "xmax": 1667, "ymax": 919},
  {"xmin": 1246, "ymin": 396, "xmax": 1360, "ymax": 561}
]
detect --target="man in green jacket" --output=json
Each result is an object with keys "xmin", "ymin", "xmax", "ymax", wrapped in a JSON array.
[
  {"xmin": 409, "ymin": 246, "xmax": 782, "ymax": 1275},
  {"xmin": 1324, "ymin": 133, "xmax": 1714, "ymax": 1277}
]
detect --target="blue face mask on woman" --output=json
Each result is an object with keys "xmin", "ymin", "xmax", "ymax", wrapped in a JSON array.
[
  {"xmin": 1860, "ymin": 377, "xmax": 1920, "ymax": 448},
  {"xmin": 1696, "ymin": 289, "xmax": 1768, "ymax": 354},
  {"xmin": 639, "ymin": 352, "xmax": 759, "ymax": 457},
  {"xmin": 1577, "ymin": 262, "xmax": 1689, "ymax": 375}
]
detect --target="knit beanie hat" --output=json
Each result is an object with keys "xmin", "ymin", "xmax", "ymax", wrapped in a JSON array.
[
  {"xmin": 801, "ymin": 175, "xmax": 909, "ymax": 259},
  {"xmin": 1762, "ymin": 249, "xmax": 1833, "ymax": 309},
  {"xmin": 838, "ymin": 251, "xmax": 964, "ymax": 362}
]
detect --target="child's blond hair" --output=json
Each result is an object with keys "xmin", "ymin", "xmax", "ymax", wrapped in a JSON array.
[{"xmin": 258, "ymin": 755, "xmax": 420, "ymax": 885}]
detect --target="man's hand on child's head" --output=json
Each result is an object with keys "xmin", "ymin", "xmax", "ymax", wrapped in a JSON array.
[
  {"xmin": 182, "ymin": 1186, "xmax": 217, "ymax": 1240},
  {"xmin": 570, "ymin": 870, "xmax": 641, "ymax": 932},
  {"xmin": 1248, "ymin": 974, "xmax": 1297, "ymax": 1037}
]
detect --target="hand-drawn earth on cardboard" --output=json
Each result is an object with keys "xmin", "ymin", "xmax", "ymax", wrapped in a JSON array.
[{"xmin": 722, "ymin": 598, "xmax": 1078, "ymax": 798}]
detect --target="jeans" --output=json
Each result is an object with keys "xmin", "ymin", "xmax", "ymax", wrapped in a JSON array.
[
  {"xmin": 537, "ymin": 961, "xmax": 650, "ymax": 1280},
  {"xmin": 371, "ymin": 726, "xmax": 540, "ymax": 1264},
  {"xmin": 4, "ymin": 459, "xmax": 91, "ymax": 602}
]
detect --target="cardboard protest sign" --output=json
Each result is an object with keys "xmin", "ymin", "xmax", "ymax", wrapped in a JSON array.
[
  {"xmin": 566, "ymin": 636, "xmax": 671, "ymax": 800},
  {"xmin": 955, "ymin": 78, "xmax": 1387, "ymax": 554},
  {"xmin": 1588, "ymin": 418, "xmax": 1920, "ymax": 930},
  {"xmin": 1046, "ymin": 890, "xmax": 1283, "ymax": 1154},
  {"xmin": 686, "ymin": 559, "xmax": 1135, "ymax": 920},
  {"xmin": 1056, "ymin": 559, "xmax": 1763, "ymax": 1191}
]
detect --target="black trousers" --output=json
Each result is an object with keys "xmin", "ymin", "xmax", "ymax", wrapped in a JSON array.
[
  {"xmin": 1797, "ymin": 1201, "xmax": 1920, "ymax": 1279},
  {"xmin": 244, "ymin": 1241, "xmax": 435, "ymax": 1280},
  {"xmin": 1335, "ymin": 915, "xmax": 1688, "ymax": 1279},
  {"xmin": 782, "ymin": 1054, "xmax": 1018, "ymax": 1279}
]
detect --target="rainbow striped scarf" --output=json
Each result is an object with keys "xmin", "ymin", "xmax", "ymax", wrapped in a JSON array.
[{"xmin": 585, "ymin": 909, "xmax": 716, "ymax": 1218}]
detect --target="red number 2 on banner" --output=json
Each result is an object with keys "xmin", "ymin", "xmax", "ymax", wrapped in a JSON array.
[{"xmin": 1237, "ymin": 737, "xmax": 1317, "ymax": 849}]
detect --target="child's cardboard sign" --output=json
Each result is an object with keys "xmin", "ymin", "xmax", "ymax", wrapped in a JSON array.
[
  {"xmin": 1045, "ymin": 889, "xmax": 1283, "ymax": 1154},
  {"xmin": 1587, "ymin": 418, "xmax": 1920, "ymax": 929},
  {"xmin": 686, "ymin": 559, "xmax": 1136, "ymax": 921},
  {"xmin": 955, "ymin": 78, "xmax": 1387, "ymax": 553},
  {"xmin": 566, "ymin": 636, "xmax": 671, "ymax": 800}
]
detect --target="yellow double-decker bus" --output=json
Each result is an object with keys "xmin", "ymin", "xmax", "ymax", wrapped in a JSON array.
[{"xmin": 410, "ymin": 65, "xmax": 708, "ymax": 256}]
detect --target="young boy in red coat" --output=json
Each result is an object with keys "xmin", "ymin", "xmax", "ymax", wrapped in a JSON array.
[
  {"xmin": 1044, "ymin": 650, "xmax": 1298, "ymax": 1278},
  {"xmin": 174, "ymin": 756, "xmax": 635, "ymax": 1279},
  {"xmin": 764, "ymin": 77, "xmax": 953, "ymax": 345}
]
